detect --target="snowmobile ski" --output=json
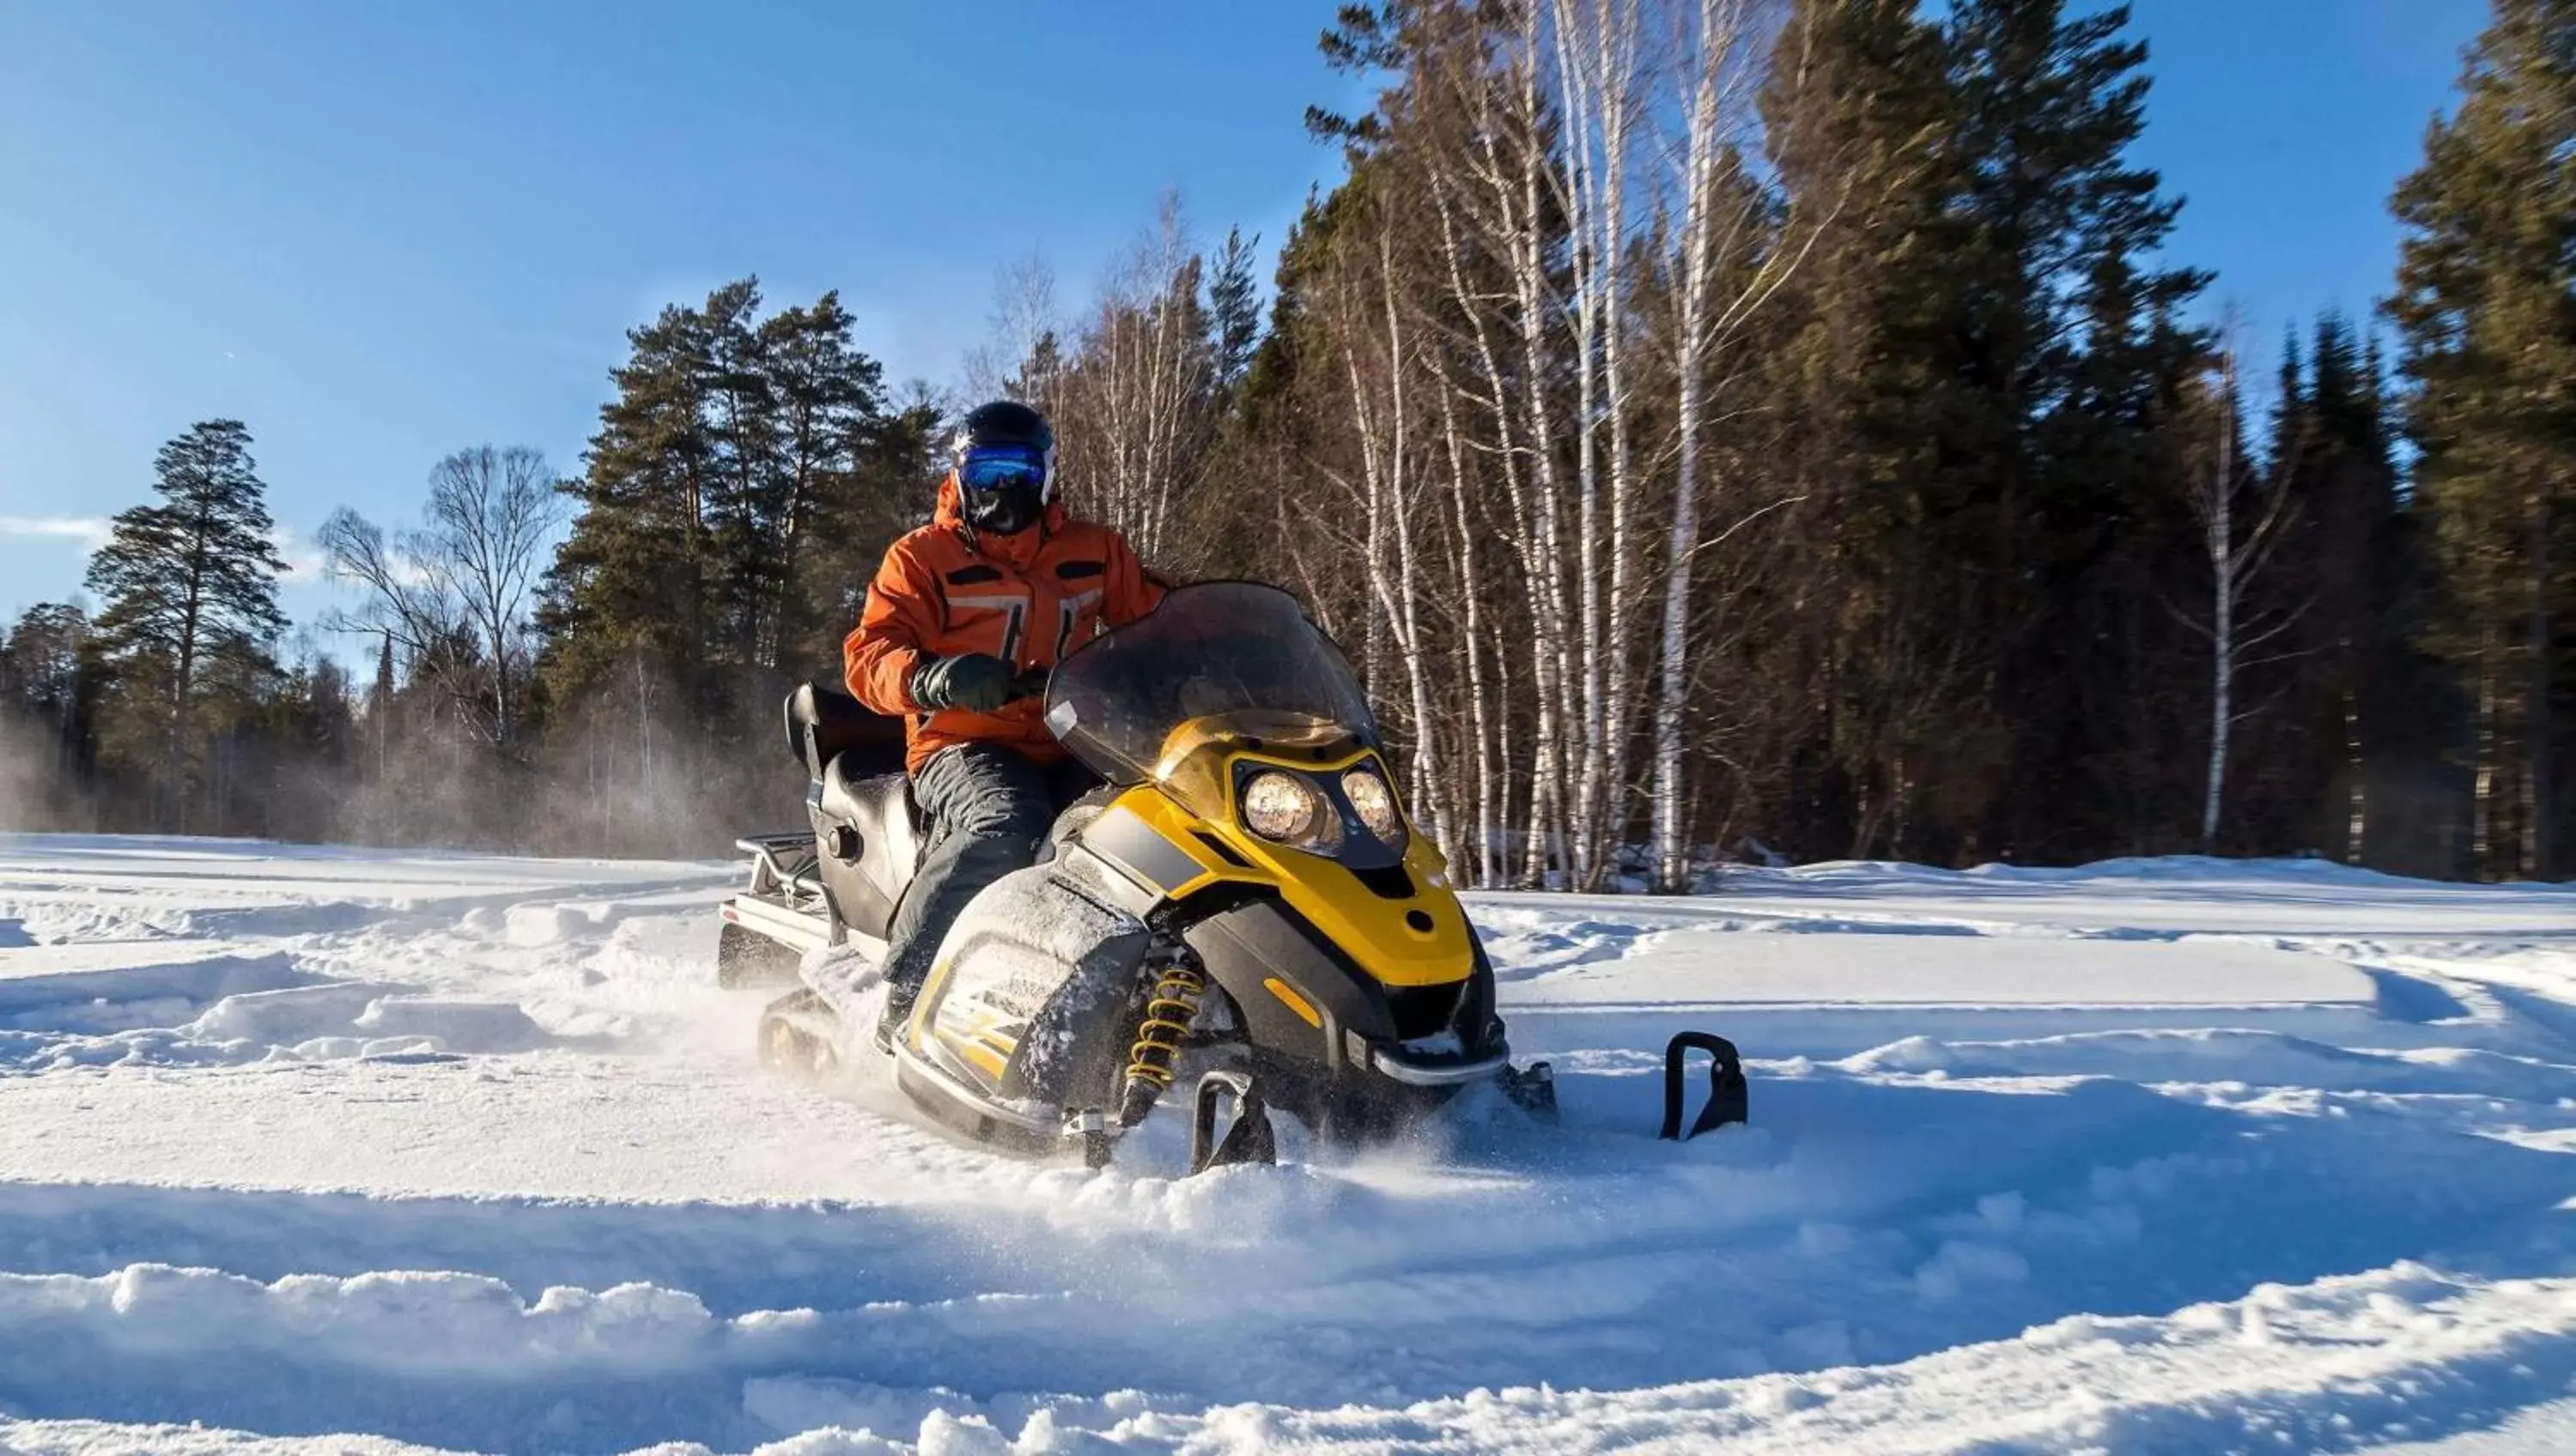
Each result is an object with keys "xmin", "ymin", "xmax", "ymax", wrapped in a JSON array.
[
  {"xmin": 1188, "ymin": 1070, "xmax": 1278, "ymax": 1174},
  {"xmin": 1660, "ymin": 1031, "xmax": 1749, "ymax": 1141}
]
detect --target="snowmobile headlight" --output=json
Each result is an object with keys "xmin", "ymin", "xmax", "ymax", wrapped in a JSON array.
[
  {"xmin": 1241, "ymin": 770, "xmax": 1341, "ymax": 852},
  {"xmin": 1341, "ymin": 766, "xmax": 1404, "ymax": 844}
]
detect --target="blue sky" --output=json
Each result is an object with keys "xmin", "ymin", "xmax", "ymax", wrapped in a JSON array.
[{"xmin": 0, "ymin": 0, "xmax": 2492, "ymax": 640}]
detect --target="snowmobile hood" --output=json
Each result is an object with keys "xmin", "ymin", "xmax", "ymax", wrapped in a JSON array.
[{"xmin": 934, "ymin": 469, "xmax": 1068, "ymax": 571}]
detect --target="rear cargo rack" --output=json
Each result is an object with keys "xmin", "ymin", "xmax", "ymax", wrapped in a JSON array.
[
  {"xmin": 737, "ymin": 833, "xmax": 826, "ymax": 907},
  {"xmin": 726, "ymin": 832, "xmax": 834, "ymax": 955}
]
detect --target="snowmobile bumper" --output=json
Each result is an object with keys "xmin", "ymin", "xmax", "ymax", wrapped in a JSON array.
[
  {"xmin": 890, "ymin": 1039, "xmax": 1065, "ymax": 1150},
  {"xmin": 1362, "ymin": 1043, "xmax": 1511, "ymax": 1087}
]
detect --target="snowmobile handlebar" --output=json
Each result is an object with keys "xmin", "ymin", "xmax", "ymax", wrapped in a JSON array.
[{"xmin": 1006, "ymin": 666, "xmax": 1051, "ymax": 705}]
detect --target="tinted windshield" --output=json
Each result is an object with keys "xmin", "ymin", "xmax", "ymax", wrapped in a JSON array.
[{"xmin": 1042, "ymin": 582, "xmax": 1376, "ymax": 785}]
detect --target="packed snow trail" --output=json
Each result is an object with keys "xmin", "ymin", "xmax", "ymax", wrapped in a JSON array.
[{"xmin": 2, "ymin": 837, "xmax": 2573, "ymax": 1453}]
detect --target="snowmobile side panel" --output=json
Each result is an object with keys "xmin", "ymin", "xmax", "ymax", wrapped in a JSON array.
[
  {"xmin": 1078, "ymin": 804, "xmax": 1219, "ymax": 899},
  {"xmin": 901, "ymin": 863, "xmax": 1150, "ymax": 1119},
  {"xmin": 1048, "ymin": 835, "xmax": 1163, "ymax": 921},
  {"xmin": 1181, "ymin": 898, "xmax": 1383, "ymax": 1073}
]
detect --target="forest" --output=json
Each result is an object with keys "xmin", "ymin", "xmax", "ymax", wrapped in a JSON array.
[{"xmin": 3, "ymin": 0, "xmax": 2569, "ymax": 888}]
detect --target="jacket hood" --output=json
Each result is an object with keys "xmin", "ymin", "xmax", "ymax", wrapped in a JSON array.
[{"xmin": 933, "ymin": 470, "xmax": 1068, "ymax": 567}]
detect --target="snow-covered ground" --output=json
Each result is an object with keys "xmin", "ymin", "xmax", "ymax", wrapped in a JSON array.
[{"xmin": 3, "ymin": 835, "xmax": 2574, "ymax": 1454}]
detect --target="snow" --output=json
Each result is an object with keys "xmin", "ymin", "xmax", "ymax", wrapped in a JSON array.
[{"xmin": 2, "ymin": 836, "xmax": 2574, "ymax": 1453}]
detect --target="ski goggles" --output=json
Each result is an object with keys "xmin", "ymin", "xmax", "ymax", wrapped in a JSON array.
[{"xmin": 957, "ymin": 444, "xmax": 1050, "ymax": 493}]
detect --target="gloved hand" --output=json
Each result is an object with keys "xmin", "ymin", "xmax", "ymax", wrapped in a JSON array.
[{"xmin": 909, "ymin": 653, "xmax": 1015, "ymax": 713}]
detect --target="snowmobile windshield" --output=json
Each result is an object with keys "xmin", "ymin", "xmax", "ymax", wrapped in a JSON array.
[{"xmin": 1042, "ymin": 582, "xmax": 1376, "ymax": 787}]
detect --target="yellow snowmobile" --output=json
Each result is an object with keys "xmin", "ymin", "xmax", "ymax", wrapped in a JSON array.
[{"xmin": 723, "ymin": 582, "xmax": 1741, "ymax": 1170}]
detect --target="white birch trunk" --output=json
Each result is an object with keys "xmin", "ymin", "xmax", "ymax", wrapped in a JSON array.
[
  {"xmin": 1547, "ymin": 0, "xmax": 1607, "ymax": 890},
  {"xmin": 2201, "ymin": 355, "xmax": 2239, "ymax": 853},
  {"xmin": 1653, "ymin": 0, "xmax": 1737, "ymax": 891},
  {"xmin": 2182, "ymin": 346, "xmax": 2297, "ymax": 855},
  {"xmin": 1377, "ymin": 234, "xmax": 1448, "ymax": 863},
  {"xmin": 1437, "ymin": 369, "xmax": 1502, "ymax": 889}
]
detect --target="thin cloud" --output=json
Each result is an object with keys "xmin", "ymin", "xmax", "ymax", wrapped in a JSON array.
[
  {"xmin": 1, "ymin": 519, "xmax": 343, "ymax": 585},
  {"xmin": 267, "ymin": 525, "xmax": 329, "ymax": 580},
  {"xmin": 0, "ymin": 516, "xmax": 112, "ymax": 547},
  {"xmin": 0, "ymin": 518, "xmax": 339, "ymax": 582}
]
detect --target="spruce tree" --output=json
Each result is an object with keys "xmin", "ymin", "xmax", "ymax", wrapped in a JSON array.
[
  {"xmin": 1941, "ymin": 0, "xmax": 2208, "ymax": 857},
  {"xmin": 1207, "ymin": 226, "xmax": 1265, "ymax": 396},
  {"xmin": 1, "ymin": 603, "xmax": 97, "ymax": 810},
  {"xmin": 1759, "ymin": 0, "xmax": 2203, "ymax": 859},
  {"xmin": 82, "ymin": 420, "xmax": 291, "ymax": 830},
  {"xmin": 2386, "ymin": 0, "xmax": 2575, "ymax": 878}
]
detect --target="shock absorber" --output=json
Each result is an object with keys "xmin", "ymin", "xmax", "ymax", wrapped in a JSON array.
[{"xmin": 1121, "ymin": 955, "xmax": 1206, "ymax": 1127}]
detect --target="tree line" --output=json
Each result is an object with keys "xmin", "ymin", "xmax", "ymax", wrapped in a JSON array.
[{"xmin": 3, "ymin": 0, "xmax": 2568, "ymax": 885}]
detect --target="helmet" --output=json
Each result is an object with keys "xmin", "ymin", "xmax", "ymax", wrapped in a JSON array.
[{"xmin": 949, "ymin": 400, "xmax": 1056, "ymax": 537}]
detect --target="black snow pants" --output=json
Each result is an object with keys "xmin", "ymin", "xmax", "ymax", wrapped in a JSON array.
[{"xmin": 880, "ymin": 743, "xmax": 1097, "ymax": 998}]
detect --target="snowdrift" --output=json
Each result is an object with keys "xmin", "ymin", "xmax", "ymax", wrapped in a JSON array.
[{"xmin": 3, "ymin": 835, "xmax": 2574, "ymax": 1453}]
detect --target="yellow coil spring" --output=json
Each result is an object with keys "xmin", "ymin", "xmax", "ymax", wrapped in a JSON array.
[{"xmin": 1124, "ymin": 965, "xmax": 1206, "ymax": 1091}]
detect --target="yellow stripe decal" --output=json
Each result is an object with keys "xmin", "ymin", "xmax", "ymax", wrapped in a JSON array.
[{"xmin": 957, "ymin": 1038, "xmax": 1008, "ymax": 1080}]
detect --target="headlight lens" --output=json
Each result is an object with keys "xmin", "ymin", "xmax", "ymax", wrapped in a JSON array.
[
  {"xmin": 1342, "ymin": 767, "xmax": 1403, "ymax": 842},
  {"xmin": 1241, "ymin": 770, "xmax": 1340, "ymax": 850}
]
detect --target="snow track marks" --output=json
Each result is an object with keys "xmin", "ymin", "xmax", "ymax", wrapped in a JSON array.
[{"xmin": 3, "ymin": 840, "xmax": 2576, "ymax": 1453}]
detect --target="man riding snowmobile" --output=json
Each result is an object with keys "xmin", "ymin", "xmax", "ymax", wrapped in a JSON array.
[
  {"xmin": 725, "ymin": 405, "xmax": 1742, "ymax": 1166},
  {"xmin": 841, "ymin": 400, "xmax": 1163, "ymax": 1043}
]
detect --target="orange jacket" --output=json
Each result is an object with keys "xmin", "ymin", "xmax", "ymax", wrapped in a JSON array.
[{"xmin": 844, "ymin": 475, "xmax": 1164, "ymax": 773}]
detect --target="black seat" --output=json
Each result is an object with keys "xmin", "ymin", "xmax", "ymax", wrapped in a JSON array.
[
  {"xmin": 785, "ymin": 680, "xmax": 908, "ymax": 781},
  {"xmin": 786, "ymin": 680, "xmax": 922, "ymax": 942},
  {"xmin": 817, "ymin": 753, "xmax": 923, "ymax": 940}
]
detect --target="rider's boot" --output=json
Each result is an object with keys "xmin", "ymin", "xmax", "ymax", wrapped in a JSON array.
[{"xmin": 873, "ymin": 972, "xmax": 920, "ymax": 1053}]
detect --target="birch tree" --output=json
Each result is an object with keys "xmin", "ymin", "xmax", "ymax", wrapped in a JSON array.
[
  {"xmin": 1051, "ymin": 196, "xmax": 1221, "ymax": 561},
  {"xmin": 324, "ymin": 446, "xmax": 565, "ymax": 752},
  {"xmin": 2172, "ymin": 348, "xmax": 2300, "ymax": 852}
]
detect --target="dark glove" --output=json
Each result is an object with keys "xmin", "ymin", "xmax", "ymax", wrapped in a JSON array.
[{"xmin": 910, "ymin": 653, "xmax": 1014, "ymax": 713}]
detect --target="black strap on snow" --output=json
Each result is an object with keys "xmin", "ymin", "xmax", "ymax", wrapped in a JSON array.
[{"xmin": 1660, "ymin": 1031, "xmax": 1749, "ymax": 1141}]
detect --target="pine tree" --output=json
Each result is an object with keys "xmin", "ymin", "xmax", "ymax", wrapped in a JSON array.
[
  {"xmin": 82, "ymin": 420, "xmax": 291, "ymax": 831},
  {"xmin": 1758, "ymin": 0, "xmax": 2204, "ymax": 860},
  {"xmin": 2386, "ymin": 0, "xmax": 2576, "ymax": 878},
  {"xmin": 1208, "ymin": 226, "xmax": 1265, "ymax": 396},
  {"xmin": 2250, "ymin": 312, "xmax": 2433, "ymax": 865},
  {"xmin": 540, "ymin": 297, "xmax": 723, "ymax": 715},
  {"xmin": 758, "ymin": 292, "xmax": 887, "ymax": 672},
  {"xmin": 537, "ymin": 279, "xmax": 906, "ymax": 771},
  {"xmin": 1758, "ymin": 0, "xmax": 1965, "ymax": 859},
  {"xmin": 1, "ymin": 603, "xmax": 98, "ymax": 822}
]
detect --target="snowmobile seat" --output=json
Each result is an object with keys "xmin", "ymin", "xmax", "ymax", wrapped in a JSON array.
[
  {"xmin": 785, "ymin": 680, "xmax": 908, "ymax": 783},
  {"xmin": 815, "ymin": 754, "xmax": 922, "ymax": 942}
]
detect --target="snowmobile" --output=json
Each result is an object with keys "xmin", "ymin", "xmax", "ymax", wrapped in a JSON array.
[{"xmin": 717, "ymin": 580, "xmax": 1744, "ymax": 1172}]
